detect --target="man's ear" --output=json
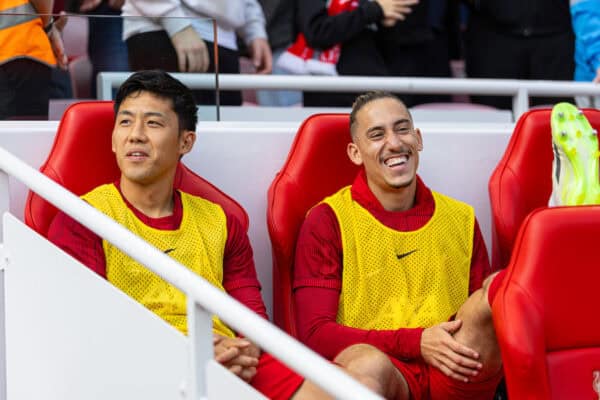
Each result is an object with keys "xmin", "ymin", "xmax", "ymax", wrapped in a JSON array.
[
  {"xmin": 347, "ymin": 142, "xmax": 363, "ymax": 166},
  {"xmin": 415, "ymin": 128, "xmax": 423, "ymax": 151},
  {"xmin": 179, "ymin": 130, "xmax": 196, "ymax": 155}
]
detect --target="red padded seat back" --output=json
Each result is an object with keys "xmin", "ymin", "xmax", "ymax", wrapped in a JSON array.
[
  {"xmin": 488, "ymin": 108, "xmax": 600, "ymax": 269},
  {"xmin": 492, "ymin": 206, "xmax": 600, "ymax": 399},
  {"xmin": 267, "ymin": 114, "xmax": 360, "ymax": 335},
  {"xmin": 25, "ymin": 101, "xmax": 248, "ymax": 237}
]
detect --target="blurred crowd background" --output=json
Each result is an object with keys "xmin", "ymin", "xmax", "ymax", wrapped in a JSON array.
[{"xmin": 0, "ymin": 0, "xmax": 598, "ymax": 120}]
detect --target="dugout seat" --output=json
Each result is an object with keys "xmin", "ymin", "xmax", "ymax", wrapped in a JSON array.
[
  {"xmin": 267, "ymin": 113, "xmax": 360, "ymax": 335},
  {"xmin": 492, "ymin": 205, "xmax": 600, "ymax": 399},
  {"xmin": 488, "ymin": 107, "xmax": 600, "ymax": 270},
  {"xmin": 25, "ymin": 101, "xmax": 248, "ymax": 237}
]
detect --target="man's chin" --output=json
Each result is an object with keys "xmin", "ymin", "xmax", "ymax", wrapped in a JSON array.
[
  {"xmin": 122, "ymin": 173, "xmax": 153, "ymax": 186},
  {"xmin": 387, "ymin": 177, "xmax": 414, "ymax": 190}
]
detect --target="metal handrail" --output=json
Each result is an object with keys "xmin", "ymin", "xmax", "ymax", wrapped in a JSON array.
[
  {"xmin": 98, "ymin": 72, "xmax": 600, "ymax": 117},
  {"xmin": 0, "ymin": 145, "xmax": 382, "ymax": 400}
]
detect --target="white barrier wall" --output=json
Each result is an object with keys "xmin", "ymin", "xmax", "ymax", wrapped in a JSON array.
[
  {"xmin": 0, "ymin": 120, "xmax": 514, "ymax": 317},
  {"xmin": 2, "ymin": 213, "xmax": 265, "ymax": 400}
]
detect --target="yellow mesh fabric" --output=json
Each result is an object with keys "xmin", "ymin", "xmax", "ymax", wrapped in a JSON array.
[
  {"xmin": 324, "ymin": 187, "xmax": 474, "ymax": 329},
  {"xmin": 83, "ymin": 184, "xmax": 235, "ymax": 338}
]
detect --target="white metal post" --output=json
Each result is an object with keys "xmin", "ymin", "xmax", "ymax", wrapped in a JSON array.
[
  {"xmin": 0, "ymin": 218, "xmax": 8, "ymax": 400},
  {"xmin": 97, "ymin": 72, "xmax": 121, "ymax": 101},
  {"xmin": 513, "ymin": 88, "xmax": 530, "ymax": 120},
  {"xmin": 187, "ymin": 298, "xmax": 214, "ymax": 400},
  {"xmin": 0, "ymin": 170, "xmax": 9, "ymax": 243}
]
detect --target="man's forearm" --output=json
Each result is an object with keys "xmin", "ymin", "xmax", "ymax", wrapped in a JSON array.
[{"xmin": 29, "ymin": 0, "xmax": 54, "ymax": 25}]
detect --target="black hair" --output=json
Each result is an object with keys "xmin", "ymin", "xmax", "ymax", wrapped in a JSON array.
[
  {"xmin": 114, "ymin": 70, "xmax": 198, "ymax": 132},
  {"xmin": 349, "ymin": 91, "xmax": 412, "ymax": 138}
]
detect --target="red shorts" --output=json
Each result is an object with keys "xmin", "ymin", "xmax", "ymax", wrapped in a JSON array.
[
  {"xmin": 251, "ymin": 353, "xmax": 305, "ymax": 399},
  {"xmin": 390, "ymin": 356, "xmax": 502, "ymax": 400}
]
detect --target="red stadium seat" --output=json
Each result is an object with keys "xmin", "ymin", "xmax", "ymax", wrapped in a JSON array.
[
  {"xmin": 267, "ymin": 113, "xmax": 360, "ymax": 335},
  {"xmin": 488, "ymin": 107, "xmax": 600, "ymax": 270},
  {"xmin": 25, "ymin": 101, "xmax": 248, "ymax": 237},
  {"xmin": 492, "ymin": 206, "xmax": 600, "ymax": 399}
]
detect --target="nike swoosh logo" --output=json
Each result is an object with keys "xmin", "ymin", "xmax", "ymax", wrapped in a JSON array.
[
  {"xmin": 163, "ymin": 248, "xmax": 176, "ymax": 254},
  {"xmin": 396, "ymin": 249, "xmax": 418, "ymax": 260}
]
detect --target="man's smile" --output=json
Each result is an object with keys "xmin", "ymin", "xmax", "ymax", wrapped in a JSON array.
[
  {"xmin": 383, "ymin": 154, "xmax": 409, "ymax": 168},
  {"xmin": 125, "ymin": 149, "xmax": 149, "ymax": 161}
]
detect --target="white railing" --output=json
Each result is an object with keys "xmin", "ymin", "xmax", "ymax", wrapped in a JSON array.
[
  {"xmin": 0, "ymin": 145, "xmax": 382, "ymax": 400},
  {"xmin": 0, "ymin": 171, "xmax": 8, "ymax": 243},
  {"xmin": 97, "ymin": 72, "xmax": 600, "ymax": 118}
]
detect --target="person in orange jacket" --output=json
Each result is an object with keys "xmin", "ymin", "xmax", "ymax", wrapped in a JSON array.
[{"xmin": 0, "ymin": 0, "xmax": 67, "ymax": 119}]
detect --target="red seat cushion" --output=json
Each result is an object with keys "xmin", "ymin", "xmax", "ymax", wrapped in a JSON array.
[
  {"xmin": 267, "ymin": 114, "xmax": 360, "ymax": 335},
  {"xmin": 25, "ymin": 101, "xmax": 248, "ymax": 237}
]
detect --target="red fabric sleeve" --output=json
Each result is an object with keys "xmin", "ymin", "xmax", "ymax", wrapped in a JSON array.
[
  {"xmin": 293, "ymin": 204, "xmax": 424, "ymax": 360},
  {"xmin": 295, "ymin": 286, "xmax": 424, "ymax": 360},
  {"xmin": 468, "ymin": 219, "xmax": 493, "ymax": 295},
  {"xmin": 293, "ymin": 203, "xmax": 343, "ymax": 290},
  {"xmin": 222, "ymin": 211, "xmax": 268, "ymax": 320},
  {"xmin": 47, "ymin": 211, "xmax": 107, "ymax": 277}
]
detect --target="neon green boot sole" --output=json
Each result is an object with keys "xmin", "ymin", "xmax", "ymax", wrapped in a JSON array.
[{"xmin": 550, "ymin": 102, "xmax": 600, "ymax": 206}]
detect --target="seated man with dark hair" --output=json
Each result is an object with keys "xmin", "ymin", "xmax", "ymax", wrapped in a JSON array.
[
  {"xmin": 48, "ymin": 69, "xmax": 357, "ymax": 400},
  {"xmin": 293, "ymin": 91, "xmax": 505, "ymax": 399}
]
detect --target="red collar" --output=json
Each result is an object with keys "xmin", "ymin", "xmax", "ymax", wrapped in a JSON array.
[
  {"xmin": 349, "ymin": 169, "xmax": 434, "ymax": 216},
  {"xmin": 114, "ymin": 180, "xmax": 182, "ymax": 229}
]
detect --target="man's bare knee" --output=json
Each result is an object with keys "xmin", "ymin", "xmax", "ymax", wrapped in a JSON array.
[
  {"xmin": 334, "ymin": 344, "xmax": 386, "ymax": 367},
  {"xmin": 292, "ymin": 346, "xmax": 390, "ymax": 400},
  {"xmin": 453, "ymin": 272, "xmax": 503, "ymax": 381},
  {"xmin": 458, "ymin": 270, "xmax": 502, "ymax": 323},
  {"xmin": 333, "ymin": 344, "xmax": 409, "ymax": 399}
]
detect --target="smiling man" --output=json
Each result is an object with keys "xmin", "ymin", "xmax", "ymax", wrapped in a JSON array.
[
  {"xmin": 293, "ymin": 91, "xmax": 505, "ymax": 399},
  {"xmin": 47, "ymin": 70, "xmax": 355, "ymax": 399}
]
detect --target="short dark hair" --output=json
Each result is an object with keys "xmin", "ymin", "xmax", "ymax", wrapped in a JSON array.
[
  {"xmin": 114, "ymin": 70, "xmax": 198, "ymax": 132},
  {"xmin": 349, "ymin": 91, "xmax": 411, "ymax": 138}
]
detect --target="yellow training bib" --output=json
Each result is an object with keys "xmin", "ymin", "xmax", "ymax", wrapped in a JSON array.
[
  {"xmin": 83, "ymin": 184, "xmax": 235, "ymax": 338},
  {"xmin": 325, "ymin": 187, "xmax": 473, "ymax": 329}
]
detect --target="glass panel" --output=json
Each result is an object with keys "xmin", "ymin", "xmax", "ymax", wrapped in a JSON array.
[{"xmin": 0, "ymin": 12, "xmax": 219, "ymax": 121}]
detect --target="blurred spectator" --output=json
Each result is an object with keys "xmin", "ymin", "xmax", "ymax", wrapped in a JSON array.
[
  {"xmin": 422, "ymin": 0, "xmax": 461, "ymax": 102},
  {"xmin": 66, "ymin": 0, "xmax": 129, "ymax": 98},
  {"xmin": 49, "ymin": 0, "xmax": 73, "ymax": 99},
  {"xmin": 279, "ymin": 0, "xmax": 360, "ymax": 77},
  {"xmin": 465, "ymin": 0, "xmax": 575, "ymax": 109},
  {"xmin": 379, "ymin": 0, "xmax": 455, "ymax": 106},
  {"xmin": 571, "ymin": 0, "xmax": 600, "ymax": 108},
  {"xmin": 298, "ymin": 0, "xmax": 418, "ymax": 107},
  {"xmin": 0, "ymin": 0, "xmax": 67, "ymax": 119},
  {"xmin": 256, "ymin": 0, "xmax": 302, "ymax": 106},
  {"xmin": 122, "ymin": 0, "xmax": 272, "ymax": 106}
]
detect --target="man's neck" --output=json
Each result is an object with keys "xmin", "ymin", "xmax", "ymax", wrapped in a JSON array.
[
  {"xmin": 368, "ymin": 180, "xmax": 417, "ymax": 212},
  {"xmin": 119, "ymin": 177, "xmax": 175, "ymax": 218}
]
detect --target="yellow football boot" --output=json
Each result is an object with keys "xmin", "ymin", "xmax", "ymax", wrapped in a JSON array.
[{"xmin": 549, "ymin": 102, "xmax": 600, "ymax": 206}]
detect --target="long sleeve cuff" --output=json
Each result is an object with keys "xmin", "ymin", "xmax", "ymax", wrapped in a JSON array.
[
  {"xmin": 391, "ymin": 327, "xmax": 425, "ymax": 360},
  {"xmin": 160, "ymin": 7, "xmax": 192, "ymax": 37}
]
